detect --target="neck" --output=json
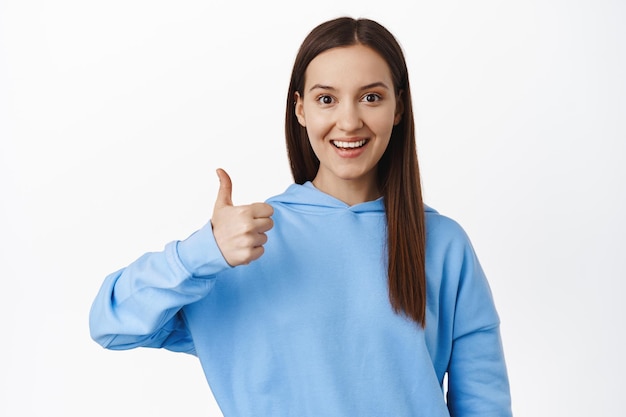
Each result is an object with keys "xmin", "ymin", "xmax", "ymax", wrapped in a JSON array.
[{"xmin": 311, "ymin": 174, "xmax": 380, "ymax": 206}]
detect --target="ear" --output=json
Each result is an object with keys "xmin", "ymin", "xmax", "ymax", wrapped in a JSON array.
[
  {"xmin": 294, "ymin": 92, "xmax": 306, "ymax": 127},
  {"xmin": 394, "ymin": 90, "xmax": 404, "ymax": 125}
]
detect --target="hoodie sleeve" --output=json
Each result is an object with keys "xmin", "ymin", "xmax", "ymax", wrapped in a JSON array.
[
  {"xmin": 89, "ymin": 221, "xmax": 231, "ymax": 353},
  {"xmin": 441, "ymin": 222, "xmax": 512, "ymax": 417}
]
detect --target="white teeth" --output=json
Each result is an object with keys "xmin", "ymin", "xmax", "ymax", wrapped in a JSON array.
[{"xmin": 332, "ymin": 139, "xmax": 367, "ymax": 149}]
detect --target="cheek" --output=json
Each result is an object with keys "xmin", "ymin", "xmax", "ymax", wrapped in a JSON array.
[
  {"xmin": 304, "ymin": 112, "xmax": 331, "ymax": 140},
  {"xmin": 369, "ymin": 112, "xmax": 396, "ymax": 137}
]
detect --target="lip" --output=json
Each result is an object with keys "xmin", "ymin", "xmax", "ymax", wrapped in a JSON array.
[{"xmin": 330, "ymin": 137, "xmax": 369, "ymax": 158}]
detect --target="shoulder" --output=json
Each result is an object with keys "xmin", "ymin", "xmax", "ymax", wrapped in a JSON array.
[
  {"xmin": 423, "ymin": 205, "xmax": 482, "ymax": 272},
  {"xmin": 424, "ymin": 205, "xmax": 472, "ymax": 248}
]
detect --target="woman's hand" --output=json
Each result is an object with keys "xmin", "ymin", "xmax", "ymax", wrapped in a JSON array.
[{"xmin": 211, "ymin": 168, "xmax": 274, "ymax": 266}]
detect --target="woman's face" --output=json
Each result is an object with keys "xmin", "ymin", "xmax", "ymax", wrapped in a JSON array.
[{"xmin": 295, "ymin": 44, "xmax": 402, "ymax": 196}]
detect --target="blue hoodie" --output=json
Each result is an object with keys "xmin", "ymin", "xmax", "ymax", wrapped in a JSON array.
[{"xmin": 90, "ymin": 182, "xmax": 512, "ymax": 417}]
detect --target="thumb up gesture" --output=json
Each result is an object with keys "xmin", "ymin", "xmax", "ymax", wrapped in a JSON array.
[{"xmin": 211, "ymin": 169, "xmax": 274, "ymax": 266}]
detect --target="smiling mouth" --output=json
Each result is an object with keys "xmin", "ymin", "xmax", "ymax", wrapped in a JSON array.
[{"xmin": 331, "ymin": 139, "xmax": 368, "ymax": 149}]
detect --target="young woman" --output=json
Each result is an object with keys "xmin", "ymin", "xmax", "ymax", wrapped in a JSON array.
[{"xmin": 90, "ymin": 17, "xmax": 512, "ymax": 416}]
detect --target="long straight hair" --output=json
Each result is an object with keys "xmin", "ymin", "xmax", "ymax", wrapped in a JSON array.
[{"xmin": 285, "ymin": 17, "xmax": 427, "ymax": 327}]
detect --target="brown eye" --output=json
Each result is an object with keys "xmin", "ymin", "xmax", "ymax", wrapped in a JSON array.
[
  {"xmin": 363, "ymin": 93, "xmax": 381, "ymax": 103},
  {"xmin": 317, "ymin": 95, "xmax": 334, "ymax": 105}
]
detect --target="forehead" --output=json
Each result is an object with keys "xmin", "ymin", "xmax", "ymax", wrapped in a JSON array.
[{"xmin": 304, "ymin": 44, "xmax": 393, "ymax": 89}]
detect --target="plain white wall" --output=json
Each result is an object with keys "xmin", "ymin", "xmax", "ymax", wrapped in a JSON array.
[{"xmin": 1, "ymin": 0, "xmax": 624, "ymax": 416}]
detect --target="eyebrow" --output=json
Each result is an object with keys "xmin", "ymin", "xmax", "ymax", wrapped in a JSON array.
[{"xmin": 308, "ymin": 81, "xmax": 390, "ymax": 92}]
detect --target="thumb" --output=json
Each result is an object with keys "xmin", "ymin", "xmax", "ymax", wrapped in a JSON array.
[{"xmin": 214, "ymin": 168, "xmax": 233, "ymax": 208}]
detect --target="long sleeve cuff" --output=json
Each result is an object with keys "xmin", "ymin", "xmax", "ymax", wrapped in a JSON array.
[{"xmin": 176, "ymin": 221, "xmax": 231, "ymax": 277}]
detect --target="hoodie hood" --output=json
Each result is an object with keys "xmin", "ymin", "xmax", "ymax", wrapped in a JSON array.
[{"xmin": 267, "ymin": 182, "xmax": 436, "ymax": 215}]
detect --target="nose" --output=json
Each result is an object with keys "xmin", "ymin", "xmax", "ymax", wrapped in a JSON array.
[{"xmin": 335, "ymin": 102, "xmax": 363, "ymax": 132}]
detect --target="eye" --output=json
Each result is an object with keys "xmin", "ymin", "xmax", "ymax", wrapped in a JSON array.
[
  {"xmin": 316, "ymin": 95, "xmax": 334, "ymax": 105},
  {"xmin": 362, "ymin": 93, "xmax": 382, "ymax": 103}
]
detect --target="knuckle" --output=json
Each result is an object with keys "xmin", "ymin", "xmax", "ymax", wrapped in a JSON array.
[
  {"xmin": 244, "ymin": 235, "xmax": 256, "ymax": 247},
  {"xmin": 236, "ymin": 221, "xmax": 254, "ymax": 235}
]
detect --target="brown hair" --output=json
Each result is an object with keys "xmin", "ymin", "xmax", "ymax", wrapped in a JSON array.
[{"xmin": 285, "ymin": 17, "xmax": 427, "ymax": 327}]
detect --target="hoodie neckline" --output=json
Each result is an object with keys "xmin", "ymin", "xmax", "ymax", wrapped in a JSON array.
[
  {"xmin": 267, "ymin": 181, "xmax": 437, "ymax": 215},
  {"xmin": 267, "ymin": 182, "xmax": 385, "ymax": 214}
]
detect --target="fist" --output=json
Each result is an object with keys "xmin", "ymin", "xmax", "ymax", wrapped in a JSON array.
[{"xmin": 211, "ymin": 168, "xmax": 274, "ymax": 266}]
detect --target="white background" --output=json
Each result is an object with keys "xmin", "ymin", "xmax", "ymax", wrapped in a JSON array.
[{"xmin": 1, "ymin": 0, "xmax": 624, "ymax": 416}]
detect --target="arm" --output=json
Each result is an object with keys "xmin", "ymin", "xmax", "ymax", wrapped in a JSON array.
[
  {"xmin": 89, "ymin": 169, "xmax": 273, "ymax": 353},
  {"xmin": 446, "ymin": 236, "xmax": 512, "ymax": 417},
  {"xmin": 89, "ymin": 223, "xmax": 230, "ymax": 353},
  {"xmin": 447, "ymin": 325, "xmax": 511, "ymax": 417}
]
